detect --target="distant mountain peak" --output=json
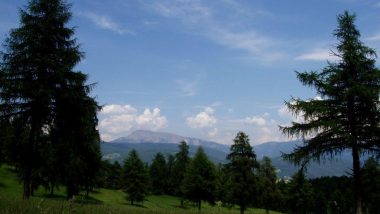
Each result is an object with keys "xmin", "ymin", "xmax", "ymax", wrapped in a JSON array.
[{"xmin": 110, "ymin": 130, "xmax": 230, "ymax": 152}]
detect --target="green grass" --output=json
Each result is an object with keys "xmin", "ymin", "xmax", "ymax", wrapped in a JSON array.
[{"xmin": 0, "ymin": 165, "xmax": 282, "ymax": 213}]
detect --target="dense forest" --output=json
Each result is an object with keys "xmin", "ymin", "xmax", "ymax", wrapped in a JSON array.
[{"xmin": 0, "ymin": 0, "xmax": 380, "ymax": 214}]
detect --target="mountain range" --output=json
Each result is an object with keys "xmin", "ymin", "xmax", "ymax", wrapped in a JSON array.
[{"xmin": 101, "ymin": 130, "xmax": 354, "ymax": 178}]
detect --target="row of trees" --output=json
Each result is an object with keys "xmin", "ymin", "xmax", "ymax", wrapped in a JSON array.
[
  {"xmin": 99, "ymin": 133, "xmax": 277, "ymax": 213},
  {"xmin": 98, "ymin": 134, "xmax": 380, "ymax": 214},
  {"xmin": 0, "ymin": 0, "xmax": 101, "ymax": 199}
]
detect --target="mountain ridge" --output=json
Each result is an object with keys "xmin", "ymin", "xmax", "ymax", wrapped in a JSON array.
[{"xmin": 101, "ymin": 130, "xmax": 353, "ymax": 178}]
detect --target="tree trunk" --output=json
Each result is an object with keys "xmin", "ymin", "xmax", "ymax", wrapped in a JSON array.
[
  {"xmin": 23, "ymin": 124, "xmax": 36, "ymax": 200},
  {"xmin": 50, "ymin": 183, "xmax": 54, "ymax": 196},
  {"xmin": 131, "ymin": 199, "xmax": 134, "ymax": 205},
  {"xmin": 266, "ymin": 206, "xmax": 270, "ymax": 214},
  {"xmin": 180, "ymin": 199, "xmax": 184, "ymax": 208},
  {"xmin": 352, "ymin": 146, "xmax": 363, "ymax": 214},
  {"xmin": 240, "ymin": 204, "xmax": 245, "ymax": 214},
  {"xmin": 198, "ymin": 200, "xmax": 201, "ymax": 213},
  {"xmin": 23, "ymin": 169, "xmax": 31, "ymax": 199},
  {"xmin": 30, "ymin": 182, "xmax": 35, "ymax": 196},
  {"xmin": 67, "ymin": 182, "xmax": 75, "ymax": 201},
  {"xmin": 85, "ymin": 184, "xmax": 90, "ymax": 198}
]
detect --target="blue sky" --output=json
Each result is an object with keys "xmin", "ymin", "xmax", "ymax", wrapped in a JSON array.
[{"xmin": 1, "ymin": 0, "xmax": 380, "ymax": 144}]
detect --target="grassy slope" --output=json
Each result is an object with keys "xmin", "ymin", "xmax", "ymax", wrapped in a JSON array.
[{"xmin": 0, "ymin": 165, "xmax": 281, "ymax": 214}]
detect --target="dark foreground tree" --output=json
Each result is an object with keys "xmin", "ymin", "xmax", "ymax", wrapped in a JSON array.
[
  {"xmin": 226, "ymin": 132, "xmax": 257, "ymax": 214},
  {"xmin": 0, "ymin": 0, "xmax": 89, "ymax": 199},
  {"xmin": 122, "ymin": 150, "xmax": 149, "ymax": 205},
  {"xmin": 280, "ymin": 11, "xmax": 380, "ymax": 214},
  {"xmin": 149, "ymin": 153, "xmax": 168, "ymax": 195},
  {"xmin": 183, "ymin": 147, "xmax": 216, "ymax": 212}
]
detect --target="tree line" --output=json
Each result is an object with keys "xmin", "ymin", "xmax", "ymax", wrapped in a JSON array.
[
  {"xmin": 1, "ymin": 0, "xmax": 380, "ymax": 213},
  {"xmin": 97, "ymin": 133, "xmax": 380, "ymax": 214}
]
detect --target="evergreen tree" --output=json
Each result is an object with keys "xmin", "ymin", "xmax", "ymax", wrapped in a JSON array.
[
  {"xmin": 280, "ymin": 11, "xmax": 380, "ymax": 214},
  {"xmin": 122, "ymin": 149, "xmax": 149, "ymax": 205},
  {"xmin": 285, "ymin": 169, "xmax": 314, "ymax": 214},
  {"xmin": 149, "ymin": 152, "xmax": 168, "ymax": 195},
  {"xmin": 173, "ymin": 141, "xmax": 190, "ymax": 206},
  {"xmin": 361, "ymin": 157, "xmax": 380, "ymax": 213},
  {"xmin": 182, "ymin": 147, "xmax": 216, "ymax": 212},
  {"xmin": 214, "ymin": 163, "xmax": 232, "ymax": 207},
  {"xmin": 50, "ymin": 72, "xmax": 101, "ymax": 199},
  {"xmin": 257, "ymin": 156, "xmax": 279, "ymax": 214},
  {"xmin": 0, "ymin": 0, "xmax": 85, "ymax": 199},
  {"xmin": 166, "ymin": 154, "xmax": 176, "ymax": 195},
  {"xmin": 226, "ymin": 132, "xmax": 257, "ymax": 214}
]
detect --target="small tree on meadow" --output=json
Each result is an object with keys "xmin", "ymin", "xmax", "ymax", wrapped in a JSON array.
[
  {"xmin": 149, "ymin": 152, "xmax": 168, "ymax": 195},
  {"xmin": 122, "ymin": 149, "xmax": 149, "ymax": 205},
  {"xmin": 257, "ymin": 156, "xmax": 280, "ymax": 214},
  {"xmin": 226, "ymin": 132, "xmax": 257, "ymax": 214},
  {"xmin": 173, "ymin": 141, "xmax": 191, "ymax": 206},
  {"xmin": 182, "ymin": 147, "xmax": 216, "ymax": 212}
]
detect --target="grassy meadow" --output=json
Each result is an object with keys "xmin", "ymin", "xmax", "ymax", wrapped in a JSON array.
[{"xmin": 0, "ymin": 165, "xmax": 281, "ymax": 214}]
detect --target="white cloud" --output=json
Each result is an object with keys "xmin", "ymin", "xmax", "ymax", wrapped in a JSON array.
[
  {"xmin": 208, "ymin": 128, "xmax": 219, "ymax": 138},
  {"xmin": 244, "ymin": 116, "xmax": 266, "ymax": 126},
  {"xmin": 295, "ymin": 48, "xmax": 339, "ymax": 61},
  {"xmin": 278, "ymin": 105, "xmax": 291, "ymax": 119},
  {"xmin": 187, "ymin": 107, "xmax": 217, "ymax": 128},
  {"xmin": 148, "ymin": 0, "xmax": 285, "ymax": 62},
  {"xmin": 99, "ymin": 104, "xmax": 167, "ymax": 141},
  {"xmin": 81, "ymin": 11, "xmax": 133, "ymax": 35},
  {"xmin": 367, "ymin": 33, "xmax": 380, "ymax": 41},
  {"xmin": 101, "ymin": 104, "xmax": 136, "ymax": 114}
]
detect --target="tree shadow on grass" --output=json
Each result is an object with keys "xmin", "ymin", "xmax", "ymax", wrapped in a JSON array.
[
  {"xmin": 122, "ymin": 202, "xmax": 147, "ymax": 208},
  {"xmin": 40, "ymin": 194, "xmax": 66, "ymax": 200},
  {"xmin": 0, "ymin": 182, "xmax": 5, "ymax": 188},
  {"xmin": 38, "ymin": 194, "xmax": 103, "ymax": 205},
  {"xmin": 74, "ymin": 195, "xmax": 103, "ymax": 205}
]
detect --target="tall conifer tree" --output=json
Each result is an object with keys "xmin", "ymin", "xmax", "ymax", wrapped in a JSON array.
[
  {"xmin": 0, "ymin": 0, "xmax": 100, "ymax": 199},
  {"xmin": 281, "ymin": 11, "xmax": 380, "ymax": 214},
  {"xmin": 226, "ymin": 132, "xmax": 257, "ymax": 214}
]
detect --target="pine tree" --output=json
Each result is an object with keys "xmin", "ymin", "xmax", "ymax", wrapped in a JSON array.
[
  {"xmin": 280, "ymin": 11, "xmax": 380, "ymax": 214},
  {"xmin": 0, "ymin": 0, "xmax": 84, "ymax": 199},
  {"xmin": 50, "ymin": 72, "xmax": 101, "ymax": 199},
  {"xmin": 166, "ymin": 154, "xmax": 176, "ymax": 195},
  {"xmin": 226, "ymin": 132, "xmax": 257, "ymax": 214},
  {"xmin": 173, "ymin": 141, "xmax": 190, "ymax": 206},
  {"xmin": 182, "ymin": 147, "xmax": 216, "ymax": 212},
  {"xmin": 257, "ymin": 156, "xmax": 279, "ymax": 214},
  {"xmin": 149, "ymin": 153, "xmax": 168, "ymax": 195},
  {"xmin": 285, "ymin": 169, "xmax": 314, "ymax": 214},
  {"xmin": 122, "ymin": 149, "xmax": 149, "ymax": 205},
  {"xmin": 361, "ymin": 158, "xmax": 380, "ymax": 213}
]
